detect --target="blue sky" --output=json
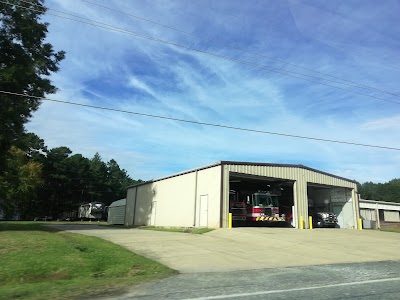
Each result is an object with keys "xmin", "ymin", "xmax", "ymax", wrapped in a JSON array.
[{"xmin": 26, "ymin": 0, "xmax": 400, "ymax": 183}]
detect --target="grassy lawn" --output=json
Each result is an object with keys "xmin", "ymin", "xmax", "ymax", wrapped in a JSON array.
[
  {"xmin": 380, "ymin": 228, "xmax": 400, "ymax": 233},
  {"xmin": 0, "ymin": 222, "xmax": 176, "ymax": 300},
  {"xmin": 140, "ymin": 226, "xmax": 214, "ymax": 234}
]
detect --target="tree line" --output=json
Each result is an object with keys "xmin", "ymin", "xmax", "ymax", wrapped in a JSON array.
[
  {"xmin": 358, "ymin": 180, "xmax": 400, "ymax": 203},
  {"xmin": 0, "ymin": 132, "xmax": 142, "ymax": 220},
  {"xmin": 0, "ymin": 1, "xmax": 141, "ymax": 220}
]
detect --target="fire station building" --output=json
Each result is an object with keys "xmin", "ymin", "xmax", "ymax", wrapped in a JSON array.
[{"xmin": 124, "ymin": 161, "xmax": 360, "ymax": 229}]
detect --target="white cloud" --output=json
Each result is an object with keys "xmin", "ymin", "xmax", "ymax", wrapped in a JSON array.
[
  {"xmin": 360, "ymin": 115, "xmax": 400, "ymax": 131},
  {"xmin": 127, "ymin": 76, "xmax": 157, "ymax": 97}
]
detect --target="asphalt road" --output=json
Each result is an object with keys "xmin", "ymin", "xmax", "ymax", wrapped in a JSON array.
[{"xmin": 101, "ymin": 261, "xmax": 400, "ymax": 300}]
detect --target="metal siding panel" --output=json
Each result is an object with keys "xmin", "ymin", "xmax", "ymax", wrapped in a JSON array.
[
  {"xmin": 222, "ymin": 165, "xmax": 230, "ymax": 227},
  {"xmin": 351, "ymin": 189, "xmax": 360, "ymax": 228},
  {"xmin": 360, "ymin": 209, "xmax": 376, "ymax": 221},
  {"xmin": 151, "ymin": 172, "xmax": 196, "ymax": 227},
  {"xmin": 297, "ymin": 177, "xmax": 309, "ymax": 228},
  {"xmin": 382, "ymin": 204, "xmax": 400, "ymax": 211},
  {"xmin": 360, "ymin": 201, "xmax": 400, "ymax": 211},
  {"xmin": 125, "ymin": 187, "xmax": 137, "ymax": 226},
  {"xmin": 196, "ymin": 165, "xmax": 221, "ymax": 228},
  {"xmin": 360, "ymin": 209, "xmax": 368, "ymax": 220},
  {"xmin": 279, "ymin": 167, "xmax": 284, "ymax": 178},
  {"xmin": 226, "ymin": 164, "xmax": 355, "ymax": 189},
  {"xmin": 384, "ymin": 210, "xmax": 400, "ymax": 222},
  {"xmin": 360, "ymin": 202, "xmax": 376, "ymax": 209},
  {"xmin": 108, "ymin": 206, "xmax": 126, "ymax": 225},
  {"xmin": 134, "ymin": 184, "xmax": 153, "ymax": 226},
  {"xmin": 290, "ymin": 168, "xmax": 296, "ymax": 180}
]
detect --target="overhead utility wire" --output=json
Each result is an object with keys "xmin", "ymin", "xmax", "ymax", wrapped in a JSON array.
[
  {"xmin": 81, "ymin": 0, "xmax": 399, "ymax": 98},
  {"xmin": 11, "ymin": 1, "xmax": 400, "ymax": 105},
  {"xmin": 20, "ymin": 0, "xmax": 399, "ymax": 99},
  {"xmin": 1, "ymin": 90, "xmax": 399, "ymax": 151}
]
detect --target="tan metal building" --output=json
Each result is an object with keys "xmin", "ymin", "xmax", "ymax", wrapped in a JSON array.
[
  {"xmin": 125, "ymin": 161, "xmax": 360, "ymax": 229},
  {"xmin": 360, "ymin": 199, "xmax": 400, "ymax": 228}
]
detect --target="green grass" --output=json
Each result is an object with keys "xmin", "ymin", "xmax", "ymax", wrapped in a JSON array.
[
  {"xmin": 380, "ymin": 228, "xmax": 400, "ymax": 233},
  {"xmin": 140, "ymin": 226, "xmax": 214, "ymax": 234},
  {"xmin": 34, "ymin": 220, "xmax": 109, "ymax": 225},
  {"xmin": 0, "ymin": 222, "xmax": 176, "ymax": 300}
]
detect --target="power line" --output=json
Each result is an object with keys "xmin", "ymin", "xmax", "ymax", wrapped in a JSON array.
[
  {"xmin": 22, "ymin": 0, "xmax": 400, "ymax": 101},
  {"xmin": 81, "ymin": 0, "xmax": 400, "ymax": 98},
  {"xmin": 8, "ymin": 1, "xmax": 400, "ymax": 106},
  {"xmin": 1, "ymin": 90, "xmax": 399, "ymax": 151}
]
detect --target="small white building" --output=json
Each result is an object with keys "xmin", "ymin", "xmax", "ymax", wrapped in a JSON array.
[
  {"xmin": 124, "ymin": 161, "xmax": 360, "ymax": 229},
  {"xmin": 359, "ymin": 199, "xmax": 400, "ymax": 228}
]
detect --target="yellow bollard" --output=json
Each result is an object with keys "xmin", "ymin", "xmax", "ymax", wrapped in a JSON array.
[
  {"xmin": 309, "ymin": 216, "xmax": 313, "ymax": 230},
  {"xmin": 358, "ymin": 218, "xmax": 363, "ymax": 230},
  {"xmin": 228, "ymin": 213, "xmax": 232, "ymax": 229},
  {"xmin": 299, "ymin": 216, "xmax": 304, "ymax": 229}
]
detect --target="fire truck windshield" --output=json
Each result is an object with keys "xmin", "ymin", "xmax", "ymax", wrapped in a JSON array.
[{"xmin": 253, "ymin": 194, "xmax": 279, "ymax": 207}]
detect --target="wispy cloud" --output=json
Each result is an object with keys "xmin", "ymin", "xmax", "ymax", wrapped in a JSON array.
[
  {"xmin": 360, "ymin": 115, "xmax": 400, "ymax": 131},
  {"xmin": 127, "ymin": 75, "xmax": 157, "ymax": 97},
  {"xmin": 25, "ymin": 0, "xmax": 400, "ymax": 183}
]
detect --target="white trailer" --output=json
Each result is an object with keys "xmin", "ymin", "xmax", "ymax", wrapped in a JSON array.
[{"xmin": 78, "ymin": 202, "xmax": 106, "ymax": 220}]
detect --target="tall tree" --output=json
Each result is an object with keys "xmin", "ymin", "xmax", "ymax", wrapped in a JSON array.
[
  {"xmin": 38, "ymin": 146, "xmax": 72, "ymax": 216},
  {"xmin": 107, "ymin": 159, "xmax": 137, "ymax": 202},
  {"xmin": 0, "ymin": 146, "xmax": 43, "ymax": 219},
  {"xmin": 14, "ymin": 132, "xmax": 47, "ymax": 162},
  {"xmin": 62, "ymin": 154, "xmax": 91, "ymax": 210},
  {"xmin": 0, "ymin": 0, "xmax": 65, "ymax": 170},
  {"xmin": 87, "ymin": 153, "xmax": 109, "ymax": 202}
]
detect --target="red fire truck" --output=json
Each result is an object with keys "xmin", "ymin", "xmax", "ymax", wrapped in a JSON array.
[{"xmin": 229, "ymin": 191, "xmax": 287, "ymax": 225}]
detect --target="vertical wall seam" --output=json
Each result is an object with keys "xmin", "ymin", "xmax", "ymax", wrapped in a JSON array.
[
  {"xmin": 193, "ymin": 170, "xmax": 198, "ymax": 227},
  {"xmin": 219, "ymin": 165, "xmax": 224, "ymax": 228},
  {"xmin": 133, "ymin": 187, "xmax": 138, "ymax": 226}
]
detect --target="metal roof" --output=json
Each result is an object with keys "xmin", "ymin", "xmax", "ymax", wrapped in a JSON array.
[
  {"xmin": 127, "ymin": 161, "xmax": 357, "ymax": 189},
  {"xmin": 360, "ymin": 199, "xmax": 400, "ymax": 207},
  {"xmin": 108, "ymin": 198, "xmax": 126, "ymax": 208}
]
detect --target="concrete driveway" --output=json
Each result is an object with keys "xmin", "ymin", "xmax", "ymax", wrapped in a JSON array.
[{"xmin": 48, "ymin": 225, "xmax": 400, "ymax": 273}]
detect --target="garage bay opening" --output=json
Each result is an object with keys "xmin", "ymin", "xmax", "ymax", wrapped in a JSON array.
[
  {"xmin": 307, "ymin": 185, "xmax": 355, "ymax": 229},
  {"xmin": 229, "ymin": 173, "xmax": 294, "ymax": 228}
]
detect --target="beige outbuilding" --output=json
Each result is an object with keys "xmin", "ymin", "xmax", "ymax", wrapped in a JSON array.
[
  {"xmin": 360, "ymin": 199, "xmax": 400, "ymax": 229},
  {"xmin": 125, "ymin": 161, "xmax": 360, "ymax": 229}
]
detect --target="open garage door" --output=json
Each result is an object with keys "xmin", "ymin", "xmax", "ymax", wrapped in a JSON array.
[
  {"xmin": 229, "ymin": 173, "xmax": 294, "ymax": 228},
  {"xmin": 307, "ymin": 185, "xmax": 355, "ymax": 229}
]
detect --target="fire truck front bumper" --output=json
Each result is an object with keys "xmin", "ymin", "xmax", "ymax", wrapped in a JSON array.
[{"xmin": 255, "ymin": 216, "xmax": 286, "ymax": 222}]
